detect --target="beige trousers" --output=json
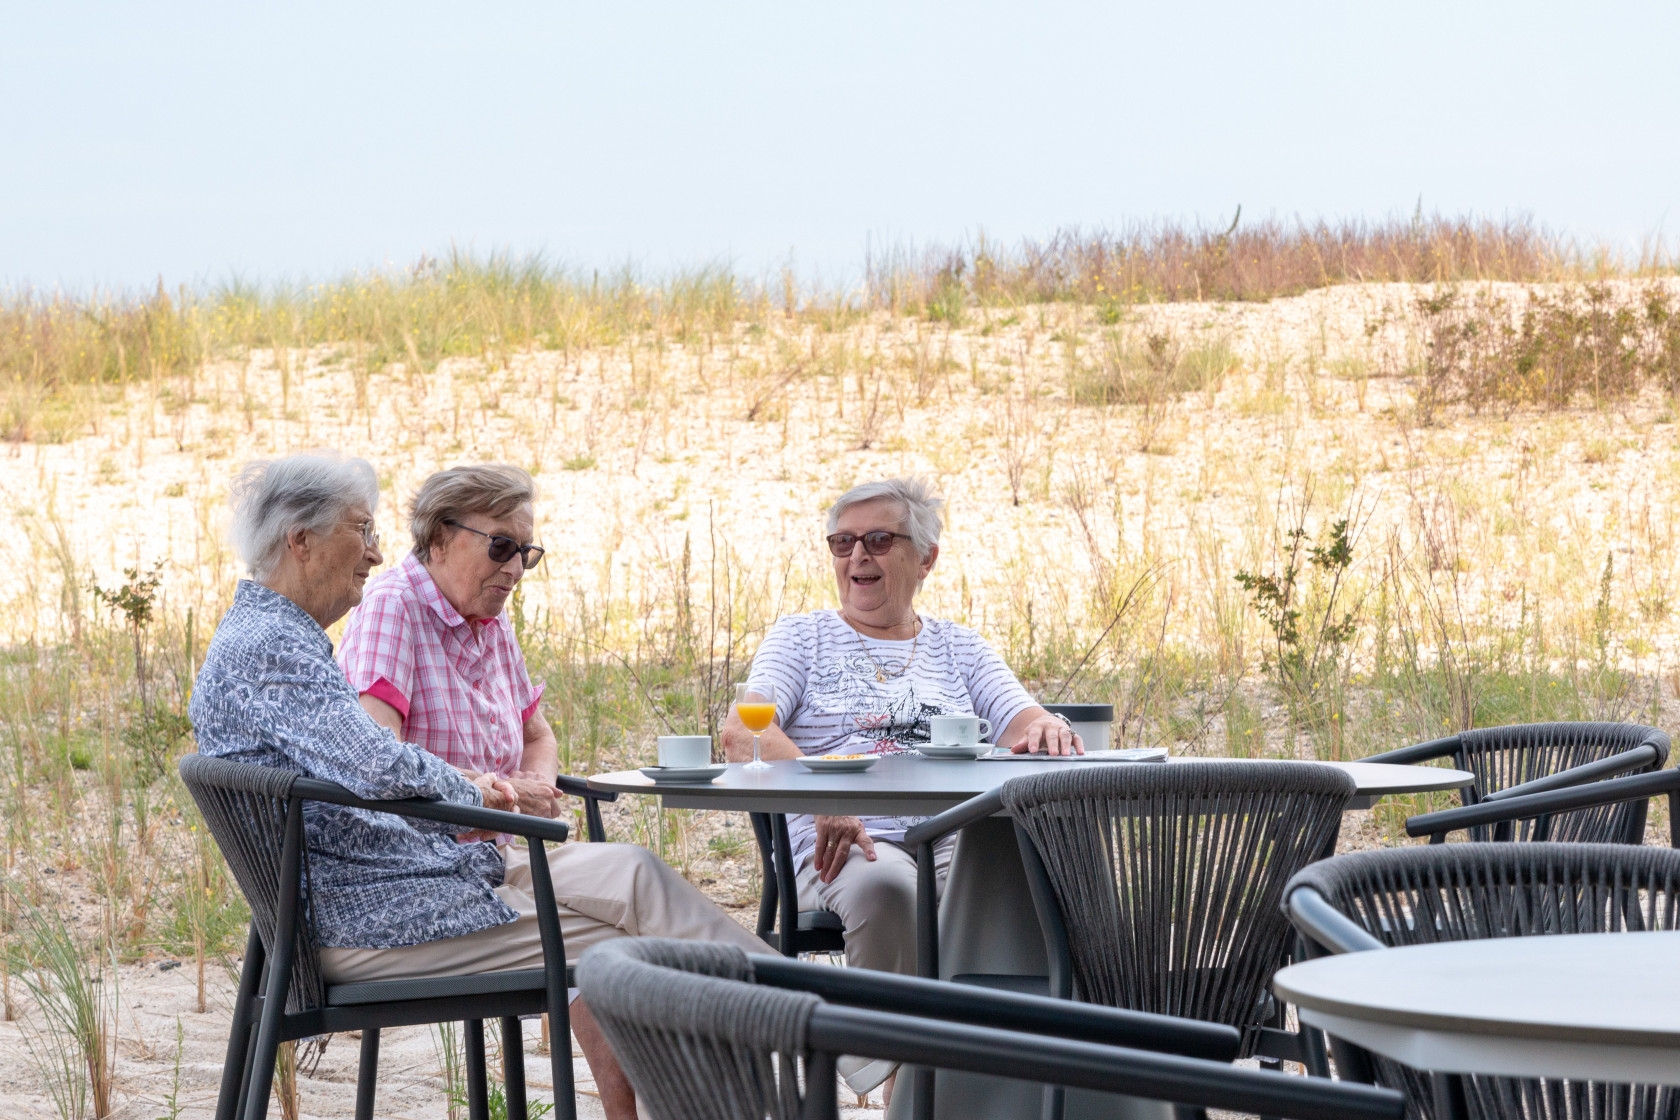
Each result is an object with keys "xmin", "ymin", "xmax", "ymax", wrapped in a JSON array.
[
  {"xmin": 795, "ymin": 836, "xmax": 956, "ymax": 975},
  {"xmin": 321, "ymin": 842, "xmax": 766, "ymax": 983}
]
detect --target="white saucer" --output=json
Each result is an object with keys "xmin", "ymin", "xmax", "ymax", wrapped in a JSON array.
[
  {"xmin": 639, "ymin": 764, "xmax": 727, "ymax": 783},
  {"xmin": 797, "ymin": 755, "xmax": 880, "ymax": 773},
  {"xmin": 916, "ymin": 742, "xmax": 994, "ymax": 760}
]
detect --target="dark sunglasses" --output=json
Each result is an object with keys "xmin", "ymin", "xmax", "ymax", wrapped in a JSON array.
[
  {"xmin": 825, "ymin": 531, "xmax": 912, "ymax": 558},
  {"xmin": 444, "ymin": 520, "xmax": 546, "ymax": 570}
]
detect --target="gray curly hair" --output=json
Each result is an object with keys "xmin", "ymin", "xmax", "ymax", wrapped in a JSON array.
[{"xmin": 825, "ymin": 477, "xmax": 944, "ymax": 558}]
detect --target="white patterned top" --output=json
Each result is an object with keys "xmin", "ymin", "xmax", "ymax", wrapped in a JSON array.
[{"xmin": 746, "ymin": 609, "xmax": 1035, "ymax": 860}]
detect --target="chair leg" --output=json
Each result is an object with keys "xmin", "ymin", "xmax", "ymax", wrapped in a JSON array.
[
  {"xmin": 465, "ymin": 1019, "xmax": 490, "ymax": 1120},
  {"xmin": 911, "ymin": 1066, "xmax": 936, "ymax": 1120},
  {"xmin": 549, "ymin": 994, "xmax": 577, "ymax": 1120},
  {"xmin": 239, "ymin": 1017, "xmax": 283, "ymax": 1120},
  {"xmin": 232, "ymin": 1022, "xmax": 261, "ymax": 1120},
  {"xmin": 501, "ymin": 1017, "xmax": 528, "ymax": 1120},
  {"xmin": 1041, "ymin": 1082, "xmax": 1065, "ymax": 1120},
  {"xmin": 217, "ymin": 927, "xmax": 265, "ymax": 1120},
  {"xmin": 354, "ymin": 1029, "xmax": 380, "ymax": 1120}
]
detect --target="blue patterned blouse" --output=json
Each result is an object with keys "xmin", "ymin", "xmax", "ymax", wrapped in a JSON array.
[{"xmin": 190, "ymin": 580, "xmax": 518, "ymax": 948}]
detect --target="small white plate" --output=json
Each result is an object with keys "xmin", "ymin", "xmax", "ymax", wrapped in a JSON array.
[
  {"xmin": 917, "ymin": 742, "xmax": 994, "ymax": 760},
  {"xmin": 797, "ymin": 755, "xmax": 880, "ymax": 773},
  {"xmin": 639, "ymin": 764, "xmax": 728, "ymax": 783}
]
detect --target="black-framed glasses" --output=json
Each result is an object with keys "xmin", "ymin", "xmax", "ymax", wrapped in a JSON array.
[
  {"xmin": 825, "ymin": 531, "xmax": 912, "ymax": 558},
  {"xmin": 444, "ymin": 520, "xmax": 546, "ymax": 570}
]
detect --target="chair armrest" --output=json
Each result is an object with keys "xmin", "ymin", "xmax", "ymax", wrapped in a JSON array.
[
  {"xmin": 1481, "ymin": 746, "xmax": 1660, "ymax": 801},
  {"xmin": 751, "ymin": 954, "xmax": 1239, "ymax": 1060},
  {"xmin": 291, "ymin": 776, "xmax": 571, "ymax": 843},
  {"xmin": 1358, "ymin": 735, "xmax": 1460, "ymax": 767},
  {"xmin": 556, "ymin": 773, "xmax": 618, "ymax": 803},
  {"xmin": 808, "ymin": 1005, "xmax": 1404, "ymax": 1120},
  {"xmin": 1405, "ymin": 767, "xmax": 1680, "ymax": 840},
  {"xmin": 903, "ymin": 789, "xmax": 1005, "ymax": 847},
  {"xmin": 1284, "ymin": 887, "xmax": 1386, "ymax": 955}
]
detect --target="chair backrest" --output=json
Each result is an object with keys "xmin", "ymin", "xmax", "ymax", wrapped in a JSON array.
[
  {"xmin": 998, "ymin": 760, "xmax": 1354, "ymax": 1040},
  {"xmin": 1286, "ymin": 843, "xmax": 1680, "ymax": 1120},
  {"xmin": 576, "ymin": 938, "xmax": 825, "ymax": 1120},
  {"xmin": 178, "ymin": 753, "xmax": 326, "ymax": 1014},
  {"xmin": 1287, "ymin": 841, "xmax": 1680, "ymax": 946},
  {"xmin": 1456, "ymin": 722, "xmax": 1669, "ymax": 842}
]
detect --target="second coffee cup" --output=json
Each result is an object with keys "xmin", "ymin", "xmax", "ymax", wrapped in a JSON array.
[
  {"xmin": 657, "ymin": 735, "xmax": 713, "ymax": 768},
  {"xmin": 928, "ymin": 714, "xmax": 993, "ymax": 746}
]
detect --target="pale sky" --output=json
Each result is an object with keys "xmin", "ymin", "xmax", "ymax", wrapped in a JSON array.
[{"xmin": 4, "ymin": 1, "xmax": 1678, "ymax": 293}]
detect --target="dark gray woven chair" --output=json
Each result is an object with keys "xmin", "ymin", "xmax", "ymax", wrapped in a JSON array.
[
  {"xmin": 178, "ymin": 753, "xmax": 576, "ymax": 1120},
  {"xmin": 748, "ymin": 812, "xmax": 845, "ymax": 957},
  {"xmin": 905, "ymin": 761, "xmax": 1356, "ymax": 1120},
  {"xmin": 1361, "ymin": 723, "xmax": 1669, "ymax": 843},
  {"xmin": 575, "ymin": 937, "xmax": 1405, "ymax": 1120},
  {"xmin": 1404, "ymin": 766, "xmax": 1680, "ymax": 846},
  {"xmin": 1283, "ymin": 842, "xmax": 1680, "ymax": 1120}
]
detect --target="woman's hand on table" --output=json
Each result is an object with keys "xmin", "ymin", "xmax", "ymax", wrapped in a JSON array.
[
  {"xmin": 813, "ymin": 815, "xmax": 876, "ymax": 883},
  {"xmin": 506, "ymin": 769, "xmax": 563, "ymax": 819},
  {"xmin": 1009, "ymin": 715, "xmax": 1084, "ymax": 757}
]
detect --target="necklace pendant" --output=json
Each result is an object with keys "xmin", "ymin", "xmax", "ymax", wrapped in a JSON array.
[{"xmin": 876, "ymin": 670, "xmax": 886, "ymax": 683}]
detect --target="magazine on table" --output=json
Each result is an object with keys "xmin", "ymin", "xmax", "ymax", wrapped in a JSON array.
[{"xmin": 980, "ymin": 747, "xmax": 1168, "ymax": 763}]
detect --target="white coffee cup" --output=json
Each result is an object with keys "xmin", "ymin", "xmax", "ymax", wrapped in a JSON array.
[
  {"xmin": 657, "ymin": 735, "xmax": 712, "ymax": 768},
  {"xmin": 928, "ymin": 715, "xmax": 993, "ymax": 746}
]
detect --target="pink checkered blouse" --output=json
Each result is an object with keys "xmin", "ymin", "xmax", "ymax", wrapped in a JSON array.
[{"xmin": 338, "ymin": 553, "xmax": 544, "ymax": 779}]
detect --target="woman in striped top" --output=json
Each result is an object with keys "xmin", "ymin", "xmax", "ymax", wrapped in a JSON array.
[{"xmin": 722, "ymin": 476, "xmax": 1081, "ymax": 1097}]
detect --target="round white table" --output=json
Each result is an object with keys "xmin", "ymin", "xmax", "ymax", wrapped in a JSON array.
[
  {"xmin": 587, "ymin": 753, "xmax": 1474, "ymax": 811},
  {"xmin": 1273, "ymin": 931, "xmax": 1680, "ymax": 1086},
  {"xmin": 591, "ymin": 753, "xmax": 1473, "ymax": 1119}
]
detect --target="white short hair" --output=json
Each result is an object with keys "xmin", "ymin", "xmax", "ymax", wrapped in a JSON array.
[
  {"xmin": 229, "ymin": 451, "xmax": 379, "ymax": 579},
  {"xmin": 825, "ymin": 477, "xmax": 944, "ymax": 558}
]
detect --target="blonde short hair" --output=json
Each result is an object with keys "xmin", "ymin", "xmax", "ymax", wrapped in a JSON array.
[{"xmin": 409, "ymin": 464, "xmax": 536, "ymax": 561}]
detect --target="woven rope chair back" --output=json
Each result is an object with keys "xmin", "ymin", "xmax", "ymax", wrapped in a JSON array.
[
  {"xmin": 998, "ymin": 760, "xmax": 1354, "ymax": 1041},
  {"xmin": 177, "ymin": 754, "xmax": 326, "ymax": 1014},
  {"xmin": 575, "ymin": 938, "xmax": 826, "ymax": 1120},
  {"xmin": 1457, "ymin": 723, "xmax": 1669, "ymax": 843},
  {"xmin": 1290, "ymin": 843, "xmax": 1680, "ymax": 1120}
]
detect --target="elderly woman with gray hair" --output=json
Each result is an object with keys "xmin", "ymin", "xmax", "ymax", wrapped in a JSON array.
[
  {"xmin": 721, "ymin": 476, "xmax": 1079, "ymax": 1096},
  {"xmin": 191, "ymin": 452, "xmax": 762, "ymax": 1120}
]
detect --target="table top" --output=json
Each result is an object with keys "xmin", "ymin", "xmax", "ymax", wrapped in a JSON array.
[
  {"xmin": 586, "ymin": 754, "xmax": 1473, "ymax": 815},
  {"xmin": 1274, "ymin": 931, "xmax": 1680, "ymax": 1049}
]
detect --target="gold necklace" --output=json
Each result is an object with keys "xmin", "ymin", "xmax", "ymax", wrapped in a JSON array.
[{"xmin": 847, "ymin": 614, "xmax": 920, "ymax": 683}]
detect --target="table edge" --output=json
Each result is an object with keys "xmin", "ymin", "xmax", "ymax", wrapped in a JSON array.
[{"xmin": 1275, "ymin": 953, "xmax": 1680, "ymax": 1050}]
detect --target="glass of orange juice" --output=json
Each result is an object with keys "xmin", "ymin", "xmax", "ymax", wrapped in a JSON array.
[{"xmin": 735, "ymin": 682, "xmax": 778, "ymax": 771}]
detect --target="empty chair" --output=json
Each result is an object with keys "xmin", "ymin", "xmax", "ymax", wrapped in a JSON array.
[
  {"xmin": 1362, "ymin": 723, "xmax": 1669, "ymax": 843},
  {"xmin": 179, "ymin": 753, "xmax": 576, "ymax": 1120},
  {"xmin": 1404, "ymin": 765, "xmax": 1680, "ymax": 846},
  {"xmin": 575, "ymin": 937, "xmax": 1405, "ymax": 1120},
  {"xmin": 1283, "ymin": 842, "xmax": 1680, "ymax": 1119},
  {"xmin": 911, "ymin": 761, "xmax": 1353, "ymax": 1054}
]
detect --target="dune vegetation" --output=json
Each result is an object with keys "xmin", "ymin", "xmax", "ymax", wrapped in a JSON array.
[{"xmin": 2, "ymin": 214, "xmax": 1678, "ymax": 1117}]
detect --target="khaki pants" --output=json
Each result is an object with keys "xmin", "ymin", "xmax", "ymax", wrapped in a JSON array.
[
  {"xmin": 795, "ymin": 836, "xmax": 956, "ymax": 975},
  {"xmin": 321, "ymin": 842, "xmax": 766, "ymax": 983}
]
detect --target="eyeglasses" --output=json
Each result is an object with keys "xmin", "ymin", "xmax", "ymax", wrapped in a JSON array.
[
  {"xmin": 825, "ymin": 531, "xmax": 912, "ymax": 558},
  {"xmin": 444, "ymin": 520, "xmax": 546, "ymax": 570},
  {"xmin": 352, "ymin": 519, "xmax": 380, "ymax": 549}
]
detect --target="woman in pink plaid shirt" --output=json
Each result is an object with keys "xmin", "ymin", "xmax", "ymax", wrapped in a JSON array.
[{"xmin": 338, "ymin": 463, "xmax": 762, "ymax": 1120}]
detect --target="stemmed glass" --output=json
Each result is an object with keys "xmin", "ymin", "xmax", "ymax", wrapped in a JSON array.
[{"xmin": 734, "ymin": 682, "xmax": 778, "ymax": 771}]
